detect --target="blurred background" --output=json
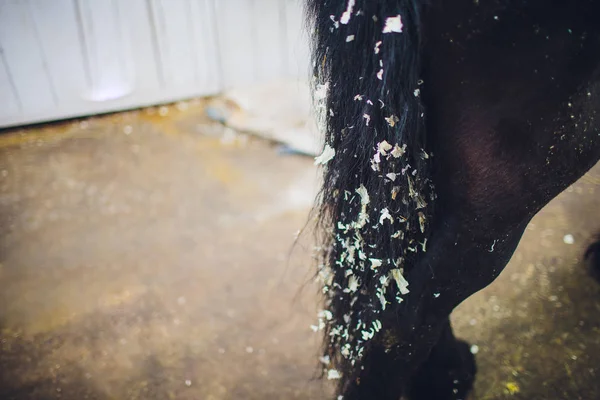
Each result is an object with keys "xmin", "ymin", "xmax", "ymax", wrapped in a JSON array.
[{"xmin": 0, "ymin": 1, "xmax": 599, "ymax": 399}]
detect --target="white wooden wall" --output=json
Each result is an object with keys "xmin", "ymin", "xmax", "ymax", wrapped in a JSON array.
[{"xmin": 0, "ymin": 0, "xmax": 310, "ymax": 128}]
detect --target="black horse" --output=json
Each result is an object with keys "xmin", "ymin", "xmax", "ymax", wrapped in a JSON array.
[{"xmin": 306, "ymin": 0, "xmax": 600, "ymax": 399}]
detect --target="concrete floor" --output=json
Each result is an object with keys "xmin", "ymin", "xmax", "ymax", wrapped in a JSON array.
[{"xmin": 0, "ymin": 102, "xmax": 599, "ymax": 400}]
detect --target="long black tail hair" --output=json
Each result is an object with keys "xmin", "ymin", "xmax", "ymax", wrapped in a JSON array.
[{"xmin": 306, "ymin": 0, "xmax": 436, "ymax": 392}]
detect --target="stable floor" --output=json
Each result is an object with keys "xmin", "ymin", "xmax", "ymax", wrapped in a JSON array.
[{"xmin": 0, "ymin": 102, "xmax": 599, "ymax": 400}]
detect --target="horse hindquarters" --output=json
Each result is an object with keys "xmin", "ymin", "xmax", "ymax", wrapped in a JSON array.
[{"xmin": 405, "ymin": 1, "xmax": 600, "ymax": 398}]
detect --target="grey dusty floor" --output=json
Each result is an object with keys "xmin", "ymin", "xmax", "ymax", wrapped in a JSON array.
[{"xmin": 0, "ymin": 102, "xmax": 599, "ymax": 400}]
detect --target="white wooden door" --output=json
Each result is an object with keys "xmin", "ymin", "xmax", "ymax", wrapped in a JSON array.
[{"xmin": 0, "ymin": 0, "xmax": 310, "ymax": 128}]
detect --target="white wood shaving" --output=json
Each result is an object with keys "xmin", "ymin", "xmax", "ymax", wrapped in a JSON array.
[
  {"xmin": 314, "ymin": 82, "xmax": 329, "ymax": 100},
  {"xmin": 391, "ymin": 144, "xmax": 406, "ymax": 158},
  {"xmin": 385, "ymin": 115, "xmax": 399, "ymax": 127},
  {"xmin": 383, "ymin": 15, "xmax": 403, "ymax": 33},
  {"xmin": 377, "ymin": 292, "xmax": 387, "ymax": 310},
  {"xmin": 377, "ymin": 140, "xmax": 393, "ymax": 155},
  {"xmin": 371, "ymin": 152, "xmax": 381, "ymax": 171},
  {"xmin": 374, "ymin": 40, "xmax": 382, "ymax": 54},
  {"xmin": 379, "ymin": 208, "xmax": 393, "ymax": 224},
  {"xmin": 314, "ymin": 144, "xmax": 336, "ymax": 165},
  {"xmin": 341, "ymin": 344, "xmax": 351, "ymax": 357},
  {"xmin": 373, "ymin": 320, "xmax": 382, "ymax": 331},
  {"xmin": 329, "ymin": 15, "xmax": 340, "ymax": 29},
  {"xmin": 340, "ymin": 0, "xmax": 356, "ymax": 24},
  {"xmin": 318, "ymin": 319, "xmax": 326, "ymax": 330},
  {"xmin": 369, "ymin": 258, "xmax": 383, "ymax": 270},
  {"xmin": 418, "ymin": 212, "xmax": 426, "ymax": 233},
  {"xmin": 356, "ymin": 184, "xmax": 370, "ymax": 205},
  {"xmin": 391, "ymin": 269, "xmax": 410, "ymax": 295},
  {"xmin": 361, "ymin": 329, "xmax": 375, "ymax": 340},
  {"xmin": 327, "ymin": 369, "xmax": 342, "ymax": 380},
  {"xmin": 318, "ymin": 309, "xmax": 333, "ymax": 320},
  {"xmin": 355, "ymin": 185, "xmax": 370, "ymax": 227},
  {"xmin": 345, "ymin": 275, "xmax": 359, "ymax": 292},
  {"xmin": 346, "ymin": 35, "xmax": 355, "ymax": 42},
  {"xmin": 363, "ymin": 113, "xmax": 371, "ymax": 126},
  {"xmin": 370, "ymin": 160, "xmax": 380, "ymax": 172}
]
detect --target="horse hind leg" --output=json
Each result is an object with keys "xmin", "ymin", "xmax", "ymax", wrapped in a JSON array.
[
  {"xmin": 332, "ymin": 313, "xmax": 475, "ymax": 400},
  {"xmin": 407, "ymin": 319, "xmax": 476, "ymax": 400}
]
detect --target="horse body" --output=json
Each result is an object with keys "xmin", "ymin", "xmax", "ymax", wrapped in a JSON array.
[
  {"xmin": 427, "ymin": 0, "xmax": 600, "ymax": 222},
  {"xmin": 307, "ymin": 1, "xmax": 600, "ymax": 399}
]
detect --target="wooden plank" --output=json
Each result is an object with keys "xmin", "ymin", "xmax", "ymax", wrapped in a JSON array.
[
  {"xmin": 213, "ymin": 0, "xmax": 255, "ymax": 88},
  {"xmin": 251, "ymin": 0, "xmax": 286, "ymax": 82},
  {"xmin": 0, "ymin": 0, "xmax": 57, "ymax": 115},
  {"xmin": 283, "ymin": 0, "xmax": 310, "ymax": 79},
  {"xmin": 74, "ymin": 0, "xmax": 134, "ymax": 102},
  {"xmin": 118, "ymin": 0, "xmax": 162, "ymax": 94},
  {"xmin": 0, "ymin": 50, "xmax": 21, "ymax": 120},
  {"xmin": 188, "ymin": 0, "xmax": 222, "ymax": 94},
  {"xmin": 148, "ymin": 0, "xmax": 195, "ymax": 89},
  {"xmin": 26, "ymin": 0, "xmax": 87, "ymax": 108}
]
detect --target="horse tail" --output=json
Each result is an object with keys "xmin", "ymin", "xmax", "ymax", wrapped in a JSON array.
[{"xmin": 306, "ymin": 0, "xmax": 435, "ymax": 391}]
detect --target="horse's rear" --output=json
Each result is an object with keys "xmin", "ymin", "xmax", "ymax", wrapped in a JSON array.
[
  {"xmin": 307, "ymin": 1, "xmax": 600, "ymax": 399},
  {"xmin": 427, "ymin": 0, "xmax": 600, "ymax": 226}
]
